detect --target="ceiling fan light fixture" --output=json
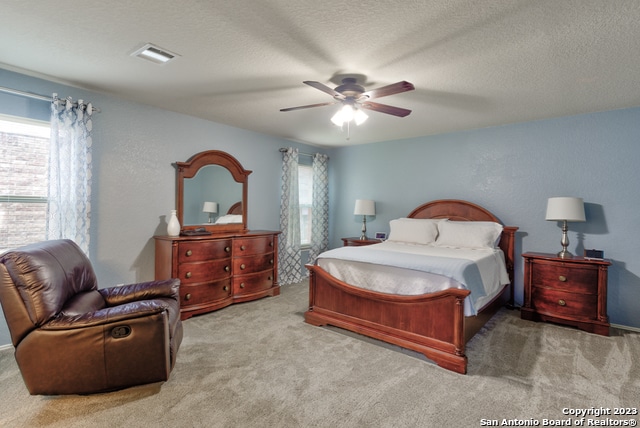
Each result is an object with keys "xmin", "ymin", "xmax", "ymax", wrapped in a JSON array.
[{"xmin": 331, "ymin": 104, "xmax": 367, "ymax": 126}]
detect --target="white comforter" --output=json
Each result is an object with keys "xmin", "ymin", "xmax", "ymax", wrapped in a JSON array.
[{"xmin": 315, "ymin": 241, "xmax": 510, "ymax": 316}]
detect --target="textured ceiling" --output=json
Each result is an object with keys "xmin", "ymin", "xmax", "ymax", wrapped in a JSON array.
[{"xmin": 1, "ymin": 0, "xmax": 640, "ymax": 147}]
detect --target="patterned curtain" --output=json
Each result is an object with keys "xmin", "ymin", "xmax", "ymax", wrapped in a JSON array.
[
  {"xmin": 47, "ymin": 94, "xmax": 93, "ymax": 256},
  {"xmin": 278, "ymin": 148, "xmax": 303, "ymax": 284},
  {"xmin": 308, "ymin": 153, "xmax": 329, "ymax": 262}
]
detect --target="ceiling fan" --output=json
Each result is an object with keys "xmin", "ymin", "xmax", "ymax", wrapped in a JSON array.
[{"xmin": 280, "ymin": 77, "xmax": 415, "ymax": 126}]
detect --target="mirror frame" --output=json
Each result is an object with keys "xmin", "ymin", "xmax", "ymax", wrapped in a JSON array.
[{"xmin": 175, "ymin": 150, "xmax": 252, "ymax": 233}]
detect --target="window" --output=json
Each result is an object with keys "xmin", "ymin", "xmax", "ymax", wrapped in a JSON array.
[
  {"xmin": 0, "ymin": 114, "xmax": 50, "ymax": 253},
  {"xmin": 298, "ymin": 164, "xmax": 313, "ymax": 247}
]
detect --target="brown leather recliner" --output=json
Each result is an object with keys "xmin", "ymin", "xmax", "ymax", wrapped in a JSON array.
[{"xmin": 0, "ymin": 239, "xmax": 183, "ymax": 395}]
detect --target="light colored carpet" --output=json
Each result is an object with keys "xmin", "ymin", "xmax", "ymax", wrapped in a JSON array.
[{"xmin": 0, "ymin": 280, "xmax": 638, "ymax": 428}]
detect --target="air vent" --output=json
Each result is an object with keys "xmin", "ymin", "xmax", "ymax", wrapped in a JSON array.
[{"xmin": 131, "ymin": 43, "xmax": 179, "ymax": 64}]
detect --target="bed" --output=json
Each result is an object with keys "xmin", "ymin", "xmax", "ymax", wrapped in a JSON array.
[
  {"xmin": 304, "ymin": 199, "xmax": 518, "ymax": 374},
  {"xmin": 213, "ymin": 202, "xmax": 243, "ymax": 224}
]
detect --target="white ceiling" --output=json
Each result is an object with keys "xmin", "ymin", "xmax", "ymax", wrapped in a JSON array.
[{"xmin": 2, "ymin": 0, "xmax": 640, "ymax": 147}]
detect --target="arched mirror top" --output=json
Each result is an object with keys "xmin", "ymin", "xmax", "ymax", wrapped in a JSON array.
[{"xmin": 176, "ymin": 150, "xmax": 252, "ymax": 233}]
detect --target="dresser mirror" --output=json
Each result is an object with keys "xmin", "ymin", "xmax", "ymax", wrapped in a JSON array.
[{"xmin": 175, "ymin": 150, "xmax": 251, "ymax": 233}]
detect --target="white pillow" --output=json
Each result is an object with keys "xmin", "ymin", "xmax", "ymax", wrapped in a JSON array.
[
  {"xmin": 387, "ymin": 218, "xmax": 440, "ymax": 245},
  {"xmin": 397, "ymin": 217, "xmax": 447, "ymax": 224},
  {"xmin": 435, "ymin": 220, "xmax": 503, "ymax": 249},
  {"xmin": 214, "ymin": 214, "xmax": 243, "ymax": 224}
]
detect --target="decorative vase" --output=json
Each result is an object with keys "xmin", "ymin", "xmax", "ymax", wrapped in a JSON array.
[{"xmin": 167, "ymin": 210, "xmax": 180, "ymax": 236}]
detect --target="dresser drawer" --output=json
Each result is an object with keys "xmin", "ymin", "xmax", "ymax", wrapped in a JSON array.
[
  {"xmin": 233, "ymin": 236, "xmax": 275, "ymax": 256},
  {"xmin": 177, "ymin": 239, "xmax": 232, "ymax": 263},
  {"xmin": 233, "ymin": 270, "xmax": 275, "ymax": 295},
  {"xmin": 530, "ymin": 261, "xmax": 598, "ymax": 294},
  {"xmin": 180, "ymin": 278, "xmax": 232, "ymax": 306},
  {"xmin": 531, "ymin": 286, "xmax": 597, "ymax": 321},
  {"xmin": 234, "ymin": 253, "xmax": 275, "ymax": 274},
  {"xmin": 177, "ymin": 259, "xmax": 231, "ymax": 284}
]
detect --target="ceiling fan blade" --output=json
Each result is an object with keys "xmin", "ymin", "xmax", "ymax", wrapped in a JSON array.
[
  {"xmin": 280, "ymin": 101, "xmax": 339, "ymax": 112},
  {"xmin": 361, "ymin": 81, "xmax": 415, "ymax": 100},
  {"xmin": 303, "ymin": 81, "xmax": 345, "ymax": 99},
  {"xmin": 360, "ymin": 101, "xmax": 412, "ymax": 117}
]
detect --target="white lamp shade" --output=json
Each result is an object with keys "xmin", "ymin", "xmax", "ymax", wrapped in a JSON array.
[
  {"xmin": 354, "ymin": 199, "xmax": 375, "ymax": 216},
  {"xmin": 203, "ymin": 201, "xmax": 218, "ymax": 214},
  {"xmin": 354, "ymin": 108, "xmax": 368, "ymax": 125},
  {"xmin": 545, "ymin": 197, "xmax": 585, "ymax": 222}
]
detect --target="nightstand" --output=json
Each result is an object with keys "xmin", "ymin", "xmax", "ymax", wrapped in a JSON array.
[
  {"xmin": 521, "ymin": 252, "xmax": 610, "ymax": 336},
  {"xmin": 341, "ymin": 237, "xmax": 381, "ymax": 247}
]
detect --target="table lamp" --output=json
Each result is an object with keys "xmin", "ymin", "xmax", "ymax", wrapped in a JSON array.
[
  {"xmin": 354, "ymin": 199, "xmax": 375, "ymax": 240},
  {"xmin": 203, "ymin": 201, "xmax": 218, "ymax": 223},
  {"xmin": 545, "ymin": 197, "xmax": 585, "ymax": 258}
]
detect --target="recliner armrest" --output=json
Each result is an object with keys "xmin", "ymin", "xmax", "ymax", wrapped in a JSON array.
[
  {"xmin": 42, "ymin": 300, "xmax": 170, "ymax": 330},
  {"xmin": 99, "ymin": 278, "xmax": 180, "ymax": 307}
]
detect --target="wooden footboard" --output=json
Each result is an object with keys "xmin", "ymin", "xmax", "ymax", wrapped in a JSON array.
[{"xmin": 305, "ymin": 264, "xmax": 472, "ymax": 374}]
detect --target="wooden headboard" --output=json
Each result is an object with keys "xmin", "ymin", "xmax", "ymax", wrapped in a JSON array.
[
  {"xmin": 408, "ymin": 199, "xmax": 518, "ymax": 289},
  {"xmin": 227, "ymin": 202, "xmax": 242, "ymax": 215}
]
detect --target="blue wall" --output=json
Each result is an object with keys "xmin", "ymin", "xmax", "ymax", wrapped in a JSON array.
[
  {"xmin": 329, "ymin": 109, "xmax": 640, "ymax": 328},
  {"xmin": 0, "ymin": 68, "xmax": 324, "ymax": 346},
  {"xmin": 1, "ymin": 67, "xmax": 639, "ymax": 347}
]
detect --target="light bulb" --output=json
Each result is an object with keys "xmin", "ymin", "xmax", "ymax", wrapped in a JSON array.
[
  {"xmin": 331, "ymin": 109, "xmax": 344, "ymax": 126},
  {"xmin": 331, "ymin": 104, "xmax": 367, "ymax": 127},
  {"xmin": 354, "ymin": 109, "xmax": 368, "ymax": 125}
]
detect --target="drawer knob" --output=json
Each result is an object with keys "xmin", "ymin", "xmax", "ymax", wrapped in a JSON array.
[
  {"xmin": 185, "ymin": 271, "xmax": 192, "ymax": 279},
  {"xmin": 558, "ymin": 299, "xmax": 566, "ymax": 306},
  {"xmin": 184, "ymin": 293, "xmax": 192, "ymax": 301},
  {"xmin": 270, "ymin": 259, "xmax": 274, "ymax": 264},
  {"xmin": 240, "ymin": 283, "xmax": 245, "ymax": 288},
  {"xmin": 558, "ymin": 275, "xmax": 567, "ymax": 282},
  {"xmin": 225, "ymin": 246, "xmax": 231, "ymax": 253},
  {"xmin": 268, "ymin": 276, "xmax": 272, "ymax": 281},
  {"xmin": 225, "ymin": 265, "xmax": 230, "ymax": 272},
  {"xmin": 270, "ymin": 241, "xmax": 273, "ymax": 247},
  {"xmin": 240, "ymin": 263, "xmax": 246, "ymax": 270},
  {"xmin": 186, "ymin": 249, "xmax": 192, "ymax": 257},
  {"xmin": 240, "ymin": 245, "xmax": 246, "ymax": 251},
  {"xmin": 223, "ymin": 286, "xmax": 229, "ymax": 291}
]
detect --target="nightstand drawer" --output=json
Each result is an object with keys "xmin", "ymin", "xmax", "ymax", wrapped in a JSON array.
[
  {"xmin": 530, "ymin": 262, "xmax": 598, "ymax": 294},
  {"xmin": 531, "ymin": 287, "xmax": 597, "ymax": 320}
]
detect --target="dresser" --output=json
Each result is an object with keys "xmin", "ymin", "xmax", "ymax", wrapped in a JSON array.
[
  {"xmin": 520, "ymin": 252, "xmax": 610, "ymax": 336},
  {"xmin": 155, "ymin": 230, "xmax": 280, "ymax": 320}
]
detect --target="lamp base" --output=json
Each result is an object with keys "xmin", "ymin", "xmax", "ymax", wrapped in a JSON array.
[
  {"xmin": 556, "ymin": 219, "xmax": 574, "ymax": 259},
  {"xmin": 360, "ymin": 216, "xmax": 367, "ymax": 240},
  {"xmin": 557, "ymin": 249, "xmax": 574, "ymax": 259}
]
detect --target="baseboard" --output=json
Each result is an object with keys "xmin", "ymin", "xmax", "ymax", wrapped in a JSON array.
[
  {"xmin": 611, "ymin": 323, "xmax": 640, "ymax": 333},
  {"xmin": 0, "ymin": 324, "xmax": 635, "ymax": 352}
]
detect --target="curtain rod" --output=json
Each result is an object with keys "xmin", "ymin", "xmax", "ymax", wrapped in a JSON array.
[
  {"xmin": 0, "ymin": 86, "xmax": 101, "ymax": 113},
  {"xmin": 279, "ymin": 147, "xmax": 328, "ymax": 158}
]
